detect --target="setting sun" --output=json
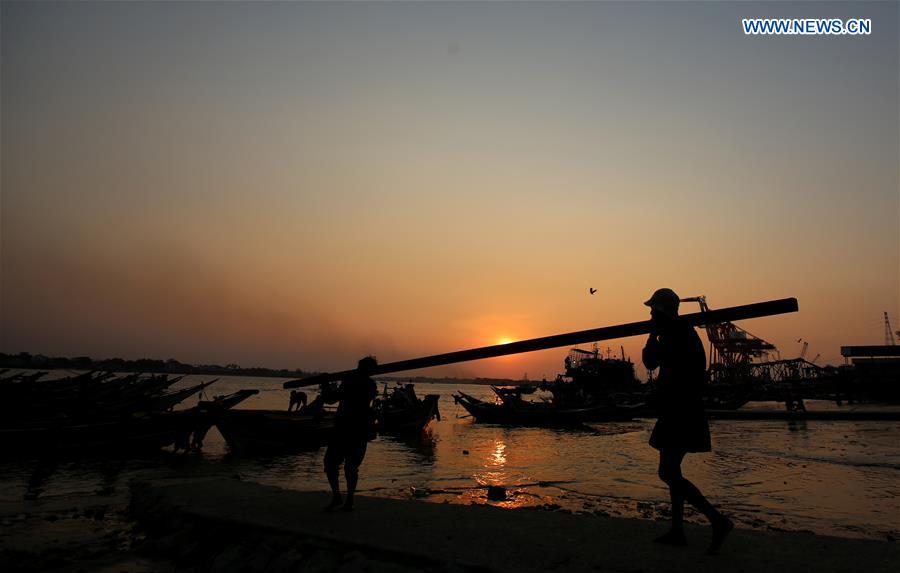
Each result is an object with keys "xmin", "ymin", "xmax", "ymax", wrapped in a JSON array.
[{"xmin": 497, "ymin": 337, "xmax": 514, "ymax": 345}]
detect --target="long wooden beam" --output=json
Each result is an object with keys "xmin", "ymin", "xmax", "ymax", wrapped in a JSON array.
[{"xmin": 284, "ymin": 297, "xmax": 798, "ymax": 388}]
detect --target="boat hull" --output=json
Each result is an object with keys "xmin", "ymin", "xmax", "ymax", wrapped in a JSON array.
[
  {"xmin": 454, "ymin": 392, "xmax": 635, "ymax": 427},
  {"xmin": 0, "ymin": 410, "xmax": 199, "ymax": 457},
  {"xmin": 377, "ymin": 394, "xmax": 440, "ymax": 434},
  {"xmin": 216, "ymin": 410, "xmax": 334, "ymax": 454}
]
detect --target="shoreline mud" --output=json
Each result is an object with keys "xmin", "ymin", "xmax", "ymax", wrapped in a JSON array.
[
  {"xmin": 123, "ymin": 478, "xmax": 897, "ymax": 573},
  {"xmin": 2, "ymin": 475, "xmax": 897, "ymax": 572}
]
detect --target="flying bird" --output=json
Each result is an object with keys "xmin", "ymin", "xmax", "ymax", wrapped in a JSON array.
[{"xmin": 589, "ymin": 288, "xmax": 597, "ymax": 295}]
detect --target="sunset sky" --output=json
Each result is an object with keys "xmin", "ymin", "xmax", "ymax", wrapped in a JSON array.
[{"xmin": 2, "ymin": 1, "xmax": 898, "ymax": 379}]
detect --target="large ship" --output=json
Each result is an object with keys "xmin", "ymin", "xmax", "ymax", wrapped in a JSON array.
[
  {"xmin": 453, "ymin": 346, "xmax": 646, "ymax": 426},
  {"xmin": 539, "ymin": 345, "xmax": 645, "ymax": 407}
]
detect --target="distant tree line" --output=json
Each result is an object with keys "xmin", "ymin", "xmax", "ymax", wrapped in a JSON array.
[
  {"xmin": 0, "ymin": 352, "xmax": 318, "ymax": 379},
  {"xmin": 1, "ymin": 352, "xmax": 527, "ymax": 385}
]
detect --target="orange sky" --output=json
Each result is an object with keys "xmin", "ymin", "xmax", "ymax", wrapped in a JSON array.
[{"xmin": 2, "ymin": 2, "xmax": 898, "ymax": 378}]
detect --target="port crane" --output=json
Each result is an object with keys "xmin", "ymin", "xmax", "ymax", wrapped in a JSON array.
[
  {"xmin": 884, "ymin": 312, "xmax": 897, "ymax": 346},
  {"xmin": 680, "ymin": 296, "xmax": 838, "ymax": 408},
  {"xmin": 680, "ymin": 295, "xmax": 776, "ymax": 384}
]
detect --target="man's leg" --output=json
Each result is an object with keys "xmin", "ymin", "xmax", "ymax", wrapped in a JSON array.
[
  {"xmin": 655, "ymin": 449, "xmax": 687, "ymax": 545},
  {"xmin": 323, "ymin": 445, "xmax": 343, "ymax": 510},
  {"xmin": 681, "ymin": 477, "xmax": 717, "ymax": 520},
  {"xmin": 341, "ymin": 441, "xmax": 368, "ymax": 511},
  {"xmin": 343, "ymin": 463, "xmax": 358, "ymax": 510},
  {"xmin": 676, "ymin": 463, "xmax": 732, "ymax": 554},
  {"xmin": 665, "ymin": 451, "xmax": 733, "ymax": 554}
]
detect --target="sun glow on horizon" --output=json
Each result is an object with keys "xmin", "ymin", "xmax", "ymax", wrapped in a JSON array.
[{"xmin": 1, "ymin": 1, "xmax": 896, "ymax": 377}]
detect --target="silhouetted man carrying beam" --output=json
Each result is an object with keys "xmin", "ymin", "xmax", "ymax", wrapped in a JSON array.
[
  {"xmin": 323, "ymin": 356, "xmax": 378, "ymax": 511},
  {"xmin": 642, "ymin": 288, "xmax": 733, "ymax": 554}
]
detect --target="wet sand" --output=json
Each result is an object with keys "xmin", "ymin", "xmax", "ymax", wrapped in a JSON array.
[
  {"xmin": 125, "ymin": 478, "xmax": 898, "ymax": 573},
  {"xmin": 0, "ymin": 493, "xmax": 167, "ymax": 573}
]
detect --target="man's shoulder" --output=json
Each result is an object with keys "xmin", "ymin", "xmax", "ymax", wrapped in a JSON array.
[
  {"xmin": 674, "ymin": 317, "xmax": 698, "ymax": 333},
  {"xmin": 670, "ymin": 319, "xmax": 702, "ymax": 345}
]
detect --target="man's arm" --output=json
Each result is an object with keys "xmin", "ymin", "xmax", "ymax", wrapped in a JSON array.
[{"xmin": 642, "ymin": 333, "xmax": 662, "ymax": 371}]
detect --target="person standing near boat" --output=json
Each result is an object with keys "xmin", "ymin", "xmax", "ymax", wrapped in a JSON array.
[
  {"xmin": 324, "ymin": 355, "xmax": 378, "ymax": 511},
  {"xmin": 642, "ymin": 288, "xmax": 733, "ymax": 553}
]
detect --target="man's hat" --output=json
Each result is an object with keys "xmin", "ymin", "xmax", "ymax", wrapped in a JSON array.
[
  {"xmin": 357, "ymin": 355, "xmax": 378, "ymax": 373},
  {"xmin": 644, "ymin": 288, "xmax": 680, "ymax": 318}
]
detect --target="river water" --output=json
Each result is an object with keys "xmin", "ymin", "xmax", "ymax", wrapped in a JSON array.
[{"xmin": 1, "ymin": 375, "xmax": 897, "ymax": 541}]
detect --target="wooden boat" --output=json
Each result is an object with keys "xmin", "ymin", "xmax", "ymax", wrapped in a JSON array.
[
  {"xmin": 199, "ymin": 389, "xmax": 259, "ymax": 412},
  {"xmin": 45, "ymin": 374, "xmax": 188, "ymax": 418},
  {"xmin": 0, "ymin": 409, "xmax": 203, "ymax": 457},
  {"xmin": 0, "ymin": 372, "xmax": 233, "ymax": 457},
  {"xmin": 146, "ymin": 379, "xmax": 217, "ymax": 411},
  {"xmin": 215, "ymin": 410, "xmax": 335, "ymax": 454},
  {"xmin": 453, "ymin": 391, "xmax": 636, "ymax": 426},
  {"xmin": 180, "ymin": 389, "xmax": 260, "ymax": 451},
  {"xmin": 375, "ymin": 385, "xmax": 440, "ymax": 434},
  {"xmin": 1, "ymin": 373, "xmax": 215, "ymax": 424}
]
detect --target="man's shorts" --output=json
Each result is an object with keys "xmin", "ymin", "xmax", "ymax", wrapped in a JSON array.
[{"xmin": 324, "ymin": 436, "xmax": 368, "ymax": 471}]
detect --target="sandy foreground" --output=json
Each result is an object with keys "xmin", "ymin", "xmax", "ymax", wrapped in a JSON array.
[
  {"xmin": 131, "ymin": 478, "xmax": 896, "ymax": 573},
  {"xmin": 0, "ymin": 491, "xmax": 163, "ymax": 573},
  {"xmin": 2, "ymin": 476, "xmax": 898, "ymax": 572}
]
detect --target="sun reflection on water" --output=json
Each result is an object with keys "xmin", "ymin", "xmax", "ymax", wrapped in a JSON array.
[{"xmin": 490, "ymin": 440, "xmax": 507, "ymax": 467}]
